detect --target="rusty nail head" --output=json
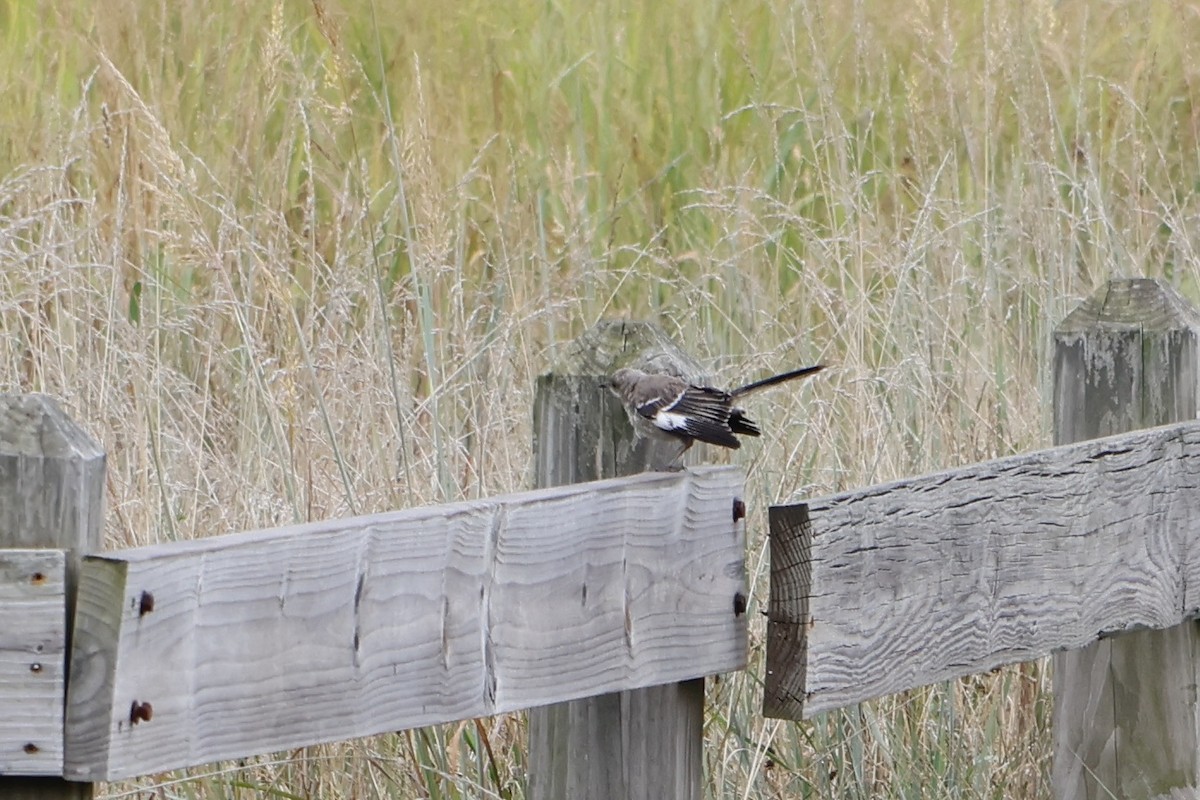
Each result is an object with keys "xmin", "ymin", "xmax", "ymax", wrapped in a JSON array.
[
  {"xmin": 24, "ymin": 743, "xmax": 39, "ymax": 754},
  {"xmin": 31, "ymin": 572, "xmax": 46, "ymax": 585},
  {"xmin": 138, "ymin": 591, "xmax": 155, "ymax": 616},
  {"xmin": 732, "ymin": 498, "xmax": 746, "ymax": 522},
  {"xmin": 733, "ymin": 592, "xmax": 747, "ymax": 616}
]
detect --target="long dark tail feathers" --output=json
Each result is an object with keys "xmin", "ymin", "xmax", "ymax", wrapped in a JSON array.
[
  {"xmin": 731, "ymin": 365, "xmax": 825, "ymax": 397},
  {"xmin": 728, "ymin": 411, "xmax": 761, "ymax": 437}
]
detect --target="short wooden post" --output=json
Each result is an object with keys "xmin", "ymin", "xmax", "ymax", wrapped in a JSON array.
[
  {"xmin": 1051, "ymin": 279, "xmax": 1200, "ymax": 799},
  {"xmin": 0, "ymin": 395, "xmax": 104, "ymax": 800},
  {"xmin": 527, "ymin": 321, "xmax": 708, "ymax": 800}
]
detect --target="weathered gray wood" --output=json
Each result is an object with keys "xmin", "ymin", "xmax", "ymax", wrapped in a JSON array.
[
  {"xmin": 763, "ymin": 419, "xmax": 1200, "ymax": 719},
  {"xmin": 528, "ymin": 321, "xmax": 747, "ymax": 800},
  {"xmin": 528, "ymin": 679, "xmax": 705, "ymax": 799},
  {"xmin": 62, "ymin": 466, "xmax": 745, "ymax": 781},
  {"xmin": 1051, "ymin": 279, "xmax": 1200, "ymax": 800},
  {"xmin": 0, "ymin": 551, "xmax": 67, "ymax": 773},
  {"xmin": 0, "ymin": 394, "xmax": 103, "ymax": 799},
  {"xmin": 764, "ymin": 505, "xmax": 809, "ymax": 718}
]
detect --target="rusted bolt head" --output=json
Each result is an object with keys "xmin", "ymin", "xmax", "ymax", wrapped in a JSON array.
[
  {"xmin": 138, "ymin": 591, "xmax": 155, "ymax": 616},
  {"xmin": 733, "ymin": 592, "xmax": 747, "ymax": 616},
  {"xmin": 130, "ymin": 700, "xmax": 154, "ymax": 724},
  {"xmin": 24, "ymin": 743, "xmax": 39, "ymax": 754},
  {"xmin": 732, "ymin": 498, "xmax": 746, "ymax": 522}
]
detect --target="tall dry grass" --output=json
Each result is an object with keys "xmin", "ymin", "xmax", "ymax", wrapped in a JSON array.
[{"xmin": 2, "ymin": 0, "xmax": 1199, "ymax": 796}]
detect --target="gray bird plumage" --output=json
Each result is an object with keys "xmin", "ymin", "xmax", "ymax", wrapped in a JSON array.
[{"xmin": 606, "ymin": 364, "xmax": 824, "ymax": 464}]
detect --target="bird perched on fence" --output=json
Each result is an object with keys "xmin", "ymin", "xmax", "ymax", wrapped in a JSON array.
[{"xmin": 605, "ymin": 364, "xmax": 825, "ymax": 467}]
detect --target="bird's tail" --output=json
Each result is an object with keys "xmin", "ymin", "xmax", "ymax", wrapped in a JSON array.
[{"xmin": 730, "ymin": 365, "xmax": 825, "ymax": 397}]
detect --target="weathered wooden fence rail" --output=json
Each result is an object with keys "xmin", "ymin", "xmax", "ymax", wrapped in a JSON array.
[
  {"xmin": 766, "ymin": 418, "xmax": 1200, "ymax": 716},
  {"xmin": 65, "ymin": 466, "xmax": 745, "ymax": 781}
]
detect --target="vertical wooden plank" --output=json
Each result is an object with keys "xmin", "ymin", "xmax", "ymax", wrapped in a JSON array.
[
  {"xmin": 0, "ymin": 395, "xmax": 103, "ymax": 800},
  {"xmin": 527, "ymin": 322, "xmax": 720, "ymax": 800},
  {"xmin": 1051, "ymin": 279, "xmax": 1200, "ymax": 800},
  {"xmin": 0, "ymin": 550, "xmax": 67, "ymax": 774}
]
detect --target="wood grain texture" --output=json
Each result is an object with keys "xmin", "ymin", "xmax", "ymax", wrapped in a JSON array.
[
  {"xmin": 763, "ymin": 419, "xmax": 1200, "ymax": 720},
  {"xmin": 0, "ymin": 394, "xmax": 102, "ymax": 799},
  {"xmin": 528, "ymin": 679, "xmax": 705, "ymax": 800},
  {"xmin": 0, "ymin": 551, "xmax": 66, "ymax": 774},
  {"xmin": 1051, "ymin": 278, "xmax": 1200, "ymax": 800},
  {"xmin": 0, "ymin": 395, "xmax": 107, "ymax": 586},
  {"xmin": 62, "ymin": 466, "xmax": 745, "ymax": 781},
  {"xmin": 764, "ymin": 506, "xmax": 809, "ymax": 718},
  {"xmin": 528, "ymin": 321, "xmax": 745, "ymax": 800}
]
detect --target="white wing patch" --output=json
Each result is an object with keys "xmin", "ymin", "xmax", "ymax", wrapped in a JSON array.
[{"xmin": 652, "ymin": 410, "xmax": 692, "ymax": 432}]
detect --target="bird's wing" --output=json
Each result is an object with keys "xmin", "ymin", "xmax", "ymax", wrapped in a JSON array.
[{"xmin": 635, "ymin": 384, "xmax": 741, "ymax": 449}]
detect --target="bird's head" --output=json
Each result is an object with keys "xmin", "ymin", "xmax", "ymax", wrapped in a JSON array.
[{"xmin": 606, "ymin": 367, "xmax": 644, "ymax": 399}]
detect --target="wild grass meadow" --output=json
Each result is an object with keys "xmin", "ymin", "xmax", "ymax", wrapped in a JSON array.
[{"xmin": 2, "ymin": 0, "xmax": 1199, "ymax": 796}]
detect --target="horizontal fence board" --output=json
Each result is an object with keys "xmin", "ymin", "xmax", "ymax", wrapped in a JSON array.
[
  {"xmin": 0, "ymin": 550, "xmax": 66, "ymax": 775},
  {"xmin": 64, "ymin": 467, "xmax": 746, "ymax": 781},
  {"xmin": 765, "ymin": 421, "xmax": 1200, "ymax": 720}
]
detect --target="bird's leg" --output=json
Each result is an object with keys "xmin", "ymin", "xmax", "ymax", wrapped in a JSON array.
[{"xmin": 665, "ymin": 438, "xmax": 692, "ymax": 471}]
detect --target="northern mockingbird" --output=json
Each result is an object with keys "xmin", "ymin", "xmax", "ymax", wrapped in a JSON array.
[{"xmin": 606, "ymin": 364, "xmax": 825, "ymax": 465}]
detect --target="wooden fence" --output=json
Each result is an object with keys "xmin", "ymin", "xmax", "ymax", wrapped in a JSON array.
[
  {"xmin": 0, "ymin": 321, "xmax": 749, "ymax": 800},
  {"xmin": 2, "ymin": 278, "xmax": 1199, "ymax": 800}
]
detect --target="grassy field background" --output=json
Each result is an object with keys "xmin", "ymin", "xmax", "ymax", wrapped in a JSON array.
[{"xmin": 2, "ymin": 0, "xmax": 1199, "ymax": 796}]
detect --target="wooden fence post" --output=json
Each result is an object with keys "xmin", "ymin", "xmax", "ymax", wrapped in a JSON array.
[
  {"xmin": 527, "ymin": 321, "xmax": 708, "ymax": 800},
  {"xmin": 0, "ymin": 395, "xmax": 103, "ymax": 800},
  {"xmin": 1051, "ymin": 279, "xmax": 1200, "ymax": 799}
]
